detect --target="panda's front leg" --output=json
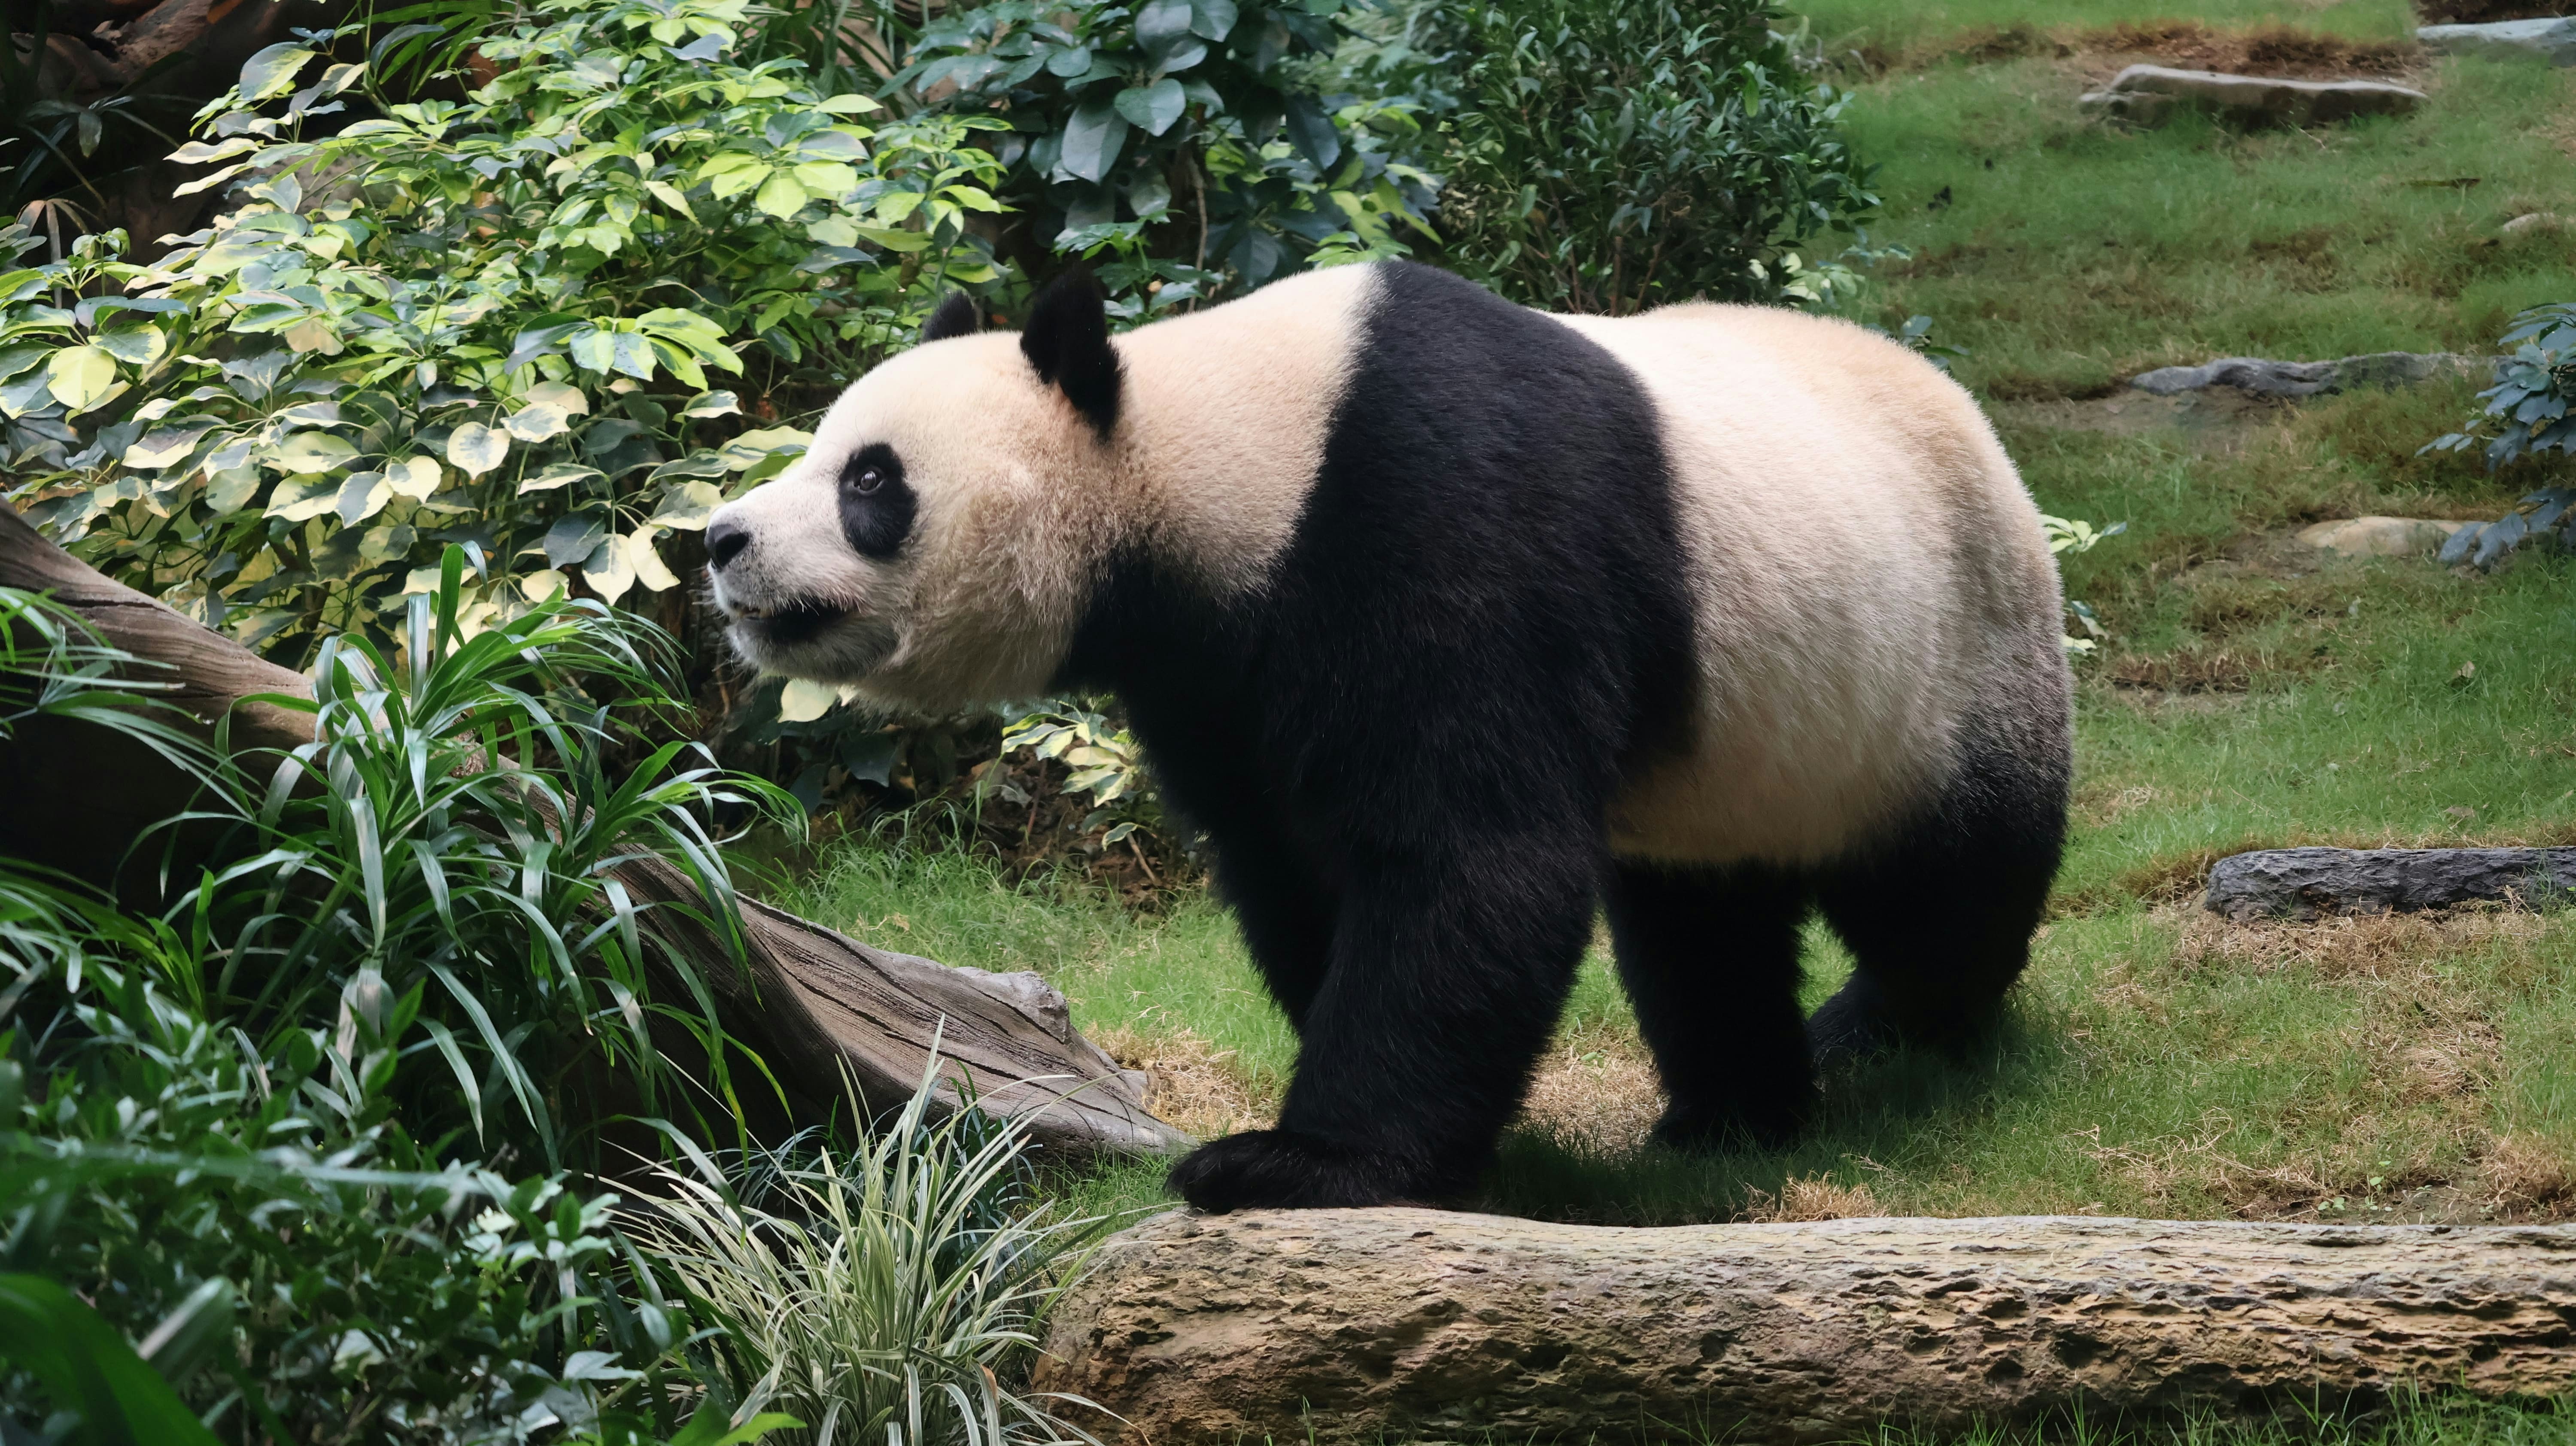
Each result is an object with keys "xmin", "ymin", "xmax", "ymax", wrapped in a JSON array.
[{"xmin": 1167, "ymin": 836, "xmax": 1593, "ymax": 1212}]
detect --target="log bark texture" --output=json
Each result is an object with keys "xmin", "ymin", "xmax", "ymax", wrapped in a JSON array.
[
  {"xmin": 2205, "ymin": 846, "xmax": 2576, "ymax": 922},
  {"xmin": 1035, "ymin": 1208, "xmax": 2576, "ymax": 1443},
  {"xmin": 0, "ymin": 505, "xmax": 1185, "ymax": 1156}
]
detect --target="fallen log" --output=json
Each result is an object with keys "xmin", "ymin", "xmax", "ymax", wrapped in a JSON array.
[
  {"xmin": 0, "ymin": 504, "xmax": 1186, "ymax": 1157},
  {"xmin": 1035, "ymin": 1208, "xmax": 2576, "ymax": 1443},
  {"xmin": 2206, "ymin": 846, "xmax": 2576, "ymax": 922}
]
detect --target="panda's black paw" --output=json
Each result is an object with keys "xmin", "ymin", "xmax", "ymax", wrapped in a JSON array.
[{"xmin": 1166, "ymin": 1129, "xmax": 1413, "ymax": 1212}]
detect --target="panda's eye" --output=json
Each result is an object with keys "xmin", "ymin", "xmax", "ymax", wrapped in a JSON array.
[{"xmin": 853, "ymin": 466, "xmax": 886, "ymax": 495}]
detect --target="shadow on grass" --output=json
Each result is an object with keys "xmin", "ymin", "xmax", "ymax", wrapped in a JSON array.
[{"xmin": 1470, "ymin": 1007, "xmax": 2072, "ymax": 1227}]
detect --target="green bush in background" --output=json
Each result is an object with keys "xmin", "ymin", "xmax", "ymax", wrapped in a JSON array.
[
  {"xmin": 1416, "ymin": 0, "xmax": 1878, "ymax": 313},
  {"xmin": 3, "ymin": 0, "xmax": 1006, "ymax": 664}
]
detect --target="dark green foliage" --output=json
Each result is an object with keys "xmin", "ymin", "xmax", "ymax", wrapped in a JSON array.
[
  {"xmin": 1422, "ymin": 0, "xmax": 1878, "ymax": 313},
  {"xmin": 0, "ymin": 557, "xmax": 799, "ymax": 1438},
  {"xmin": 2426, "ymin": 304, "xmax": 2576, "ymax": 568},
  {"xmin": 871, "ymin": 0, "xmax": 1438, "ymax": 311}
]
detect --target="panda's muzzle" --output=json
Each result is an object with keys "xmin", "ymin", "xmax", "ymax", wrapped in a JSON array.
[{"xmin": 729, "ymin": 598, "xmax": 848, "ymax": 646}]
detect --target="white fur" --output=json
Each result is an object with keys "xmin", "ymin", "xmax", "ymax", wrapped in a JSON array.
[{"xmin": 707, "ymin": 266, "xmax": 1374, "ymax": 712}]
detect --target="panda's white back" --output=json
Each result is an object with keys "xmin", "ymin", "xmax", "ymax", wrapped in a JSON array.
[{"xmin": 1548, "ymin": 304, "xmax": 2067, "ymax": 867}]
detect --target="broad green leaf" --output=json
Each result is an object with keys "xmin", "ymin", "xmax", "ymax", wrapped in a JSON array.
[
  {"xmin": 652, "ymin": 480, "xmax": 723, "ymax": 529},
  {"xmin": 265, "ymin": 474, "xmax": 341, "ymax": 521},
  {"xmin": 680, "ymin": 390, "xmax": 740, "ymax": 419},
  {"xmin": 720, "ymin": 426, "xmax": 811, "ymax": 469},
  {"xmin": 386, "ymin": 456, "xmax": 444, "ymax": 499},
  {"xmin": 337, "ymin": 471, "xmax": 392, "ymax": 525},
  {"xmin": 1190, "ymin": 0, "xmax": 1238, "ymax": 39},
  {"xmin": 505, "ymin": 401, "xmax": 572, "ymax": 442},
  {"xmin": 1115, "ymin": 78, "xmax": 1187, "ymax": 136},
  {"xmin": 521, "ymin": 462, "xmax": 604, "ymax": 494},
  {"xmin": 0, "ymin": 343, "xmax": 46, "ymax": 383},
  {"xmin": 1059, "ymin": 101, "xmax": 1129, "ymax": 183},
  {"xmin": 626, "ymin": 526, "xmax": 681, "ymax": 591},
  {"xmin": 44, "ymin": 345, "xmax": 117, "ymax": 412},
  {"xmin": 1136, "ymin": 0, "xmax": 1194, "ymax": 54},
  {"xmin": 205, "ymin": 466, "xmax": 260, "ymax": 513},
  {"xmin": 97, "ymin": 325, "xmax": 166, "ymax": 367},
  {"xmin": 448, "ymin": 422, "xmax": 509, "ymax": 476},
  {"xmin": 122, "ymin": 423, "xmax": 212, "ymax": 470},
  {"xmin": 542, "ymin": 513, "xmax": 607, "ymax": 567},
  {"xmin": 273, "ymin": 429, "xmax": 358, "ymax": 473},
  {"xmin": 753, "ymin": 171, "xmax": 808, "ymax": 219},
  {"xmin": 240, "ymin": 42, "xmax": 316, "ymax": 101},
  {"xmin": 282, "ymin": 316, "xmax": 343, "ymax": 354},
  {"xmin": 778, "ymin": 677, "xmax": 837, "ymax": 723},
  {"xmin": 526, "ymin": 380, "xmax": 590, "ymax": 414},
  {"xmin": 582, "ymin": 532, "xmax": 637, "ymax": 601},
  {"xmin": 793, "ymin": 161, "xmax": 857, "ymax": 195},
  {"xmin": 519, "ymin": 568, "xmax": 568, "ymax": 601},
  {"xmin": 609, "ymin": 331, "xmax": 656, "ymax": 380},
  {"xmin": 569, "ymin": 329, "xmax": 617, "ymax": 373}
]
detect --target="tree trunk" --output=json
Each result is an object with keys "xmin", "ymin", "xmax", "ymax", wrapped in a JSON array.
[
  {"xmin": 0, "ymin": 504, "xmax": 1187, "ymax": 1157},
  {"xmin": 1036, "ymin": 1208, "xmax": 2576, "ymax": 1443}
]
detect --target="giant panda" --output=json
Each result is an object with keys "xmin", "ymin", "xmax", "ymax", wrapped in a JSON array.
[{"xmin": 704, "ymin": 261, "xmax": 2073, "ymax": 1213}]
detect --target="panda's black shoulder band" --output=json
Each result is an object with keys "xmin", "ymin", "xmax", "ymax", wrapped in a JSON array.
[{"xmin": 1020, "ymin": 265, "xmax": 1122, "ymax": 440}]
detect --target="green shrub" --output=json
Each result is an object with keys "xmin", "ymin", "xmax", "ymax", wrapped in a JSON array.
[
  {"xmin": 1419, "ymin": 0, "xmax": 1877, "ymax": 314},
  {"xmin": 635, "ymin": 1057, "xmax": 1100, "ymax": 1446},
  {"xmin": 0, "ymin": 567, "xmax": 794, "ymax": 1437},
  {"xmin": 873, "ymin": 0, "xmax": 1438, "ymax": 312},
  {"xmin": 2425, "ymin": 302, "xmax": 2576, "ymax": 570},
  {"xmin": 2, "ymin": 0, "xmax": 1007, "ymax": 664}
]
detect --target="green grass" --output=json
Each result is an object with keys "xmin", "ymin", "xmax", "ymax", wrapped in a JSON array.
[{"xmin": 1843, "ymin": 56, "xmax": 2576, "ymax": 398}]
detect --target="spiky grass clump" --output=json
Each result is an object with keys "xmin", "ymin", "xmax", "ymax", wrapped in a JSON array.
[{"xmin": 637, "ymin": 1063, "xmax": 1104, "ymax": 1446}]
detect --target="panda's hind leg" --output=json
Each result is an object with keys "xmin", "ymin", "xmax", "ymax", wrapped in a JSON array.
[
  {"xmin": 1604, "ymin": 859, "xmax": 1816, "ymax": 1148},
  {"xmin": 1807, "ymin": 736, "xmax": 2069, "ymax": 1066}
]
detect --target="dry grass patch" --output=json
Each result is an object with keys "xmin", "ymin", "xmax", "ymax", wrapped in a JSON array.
[
  {"xmin": 1884, "ymin": 21, "xmax": 2418, "ymax": 79},
  {"xmin": 2482, "ymin": 1133, "xmax": 2576, "ymax": 1219},
  {"xmin": 1516, "ymin": 1035, "xmax": 1664, "ymax": 1160},
  {"xmin": 1091, "ymin": 1024, "xmax": 1273, "ymax": 1139},
  {"xmin": 1743, "ymin": 1174, "xmax": 1885, "ymax": 1223},
  {"xmin": 2168, "ymin": 903, "xmax": 2551, "ymax": 981}
]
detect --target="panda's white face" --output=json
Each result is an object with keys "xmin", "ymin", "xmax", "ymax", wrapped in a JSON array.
[{"xmin": 704, "ymin": 331, "xmax": 1121, "ymax": 713}]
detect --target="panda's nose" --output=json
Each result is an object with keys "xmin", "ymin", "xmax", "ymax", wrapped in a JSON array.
[{"xmin": 706, "ymin": 520, "xmax": 751, "ymax": 571}]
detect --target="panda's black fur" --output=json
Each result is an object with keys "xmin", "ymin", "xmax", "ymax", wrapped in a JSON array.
[{"xmin": 1034, "ymin": 265, "xmax": 2067, "ymax": 1212}]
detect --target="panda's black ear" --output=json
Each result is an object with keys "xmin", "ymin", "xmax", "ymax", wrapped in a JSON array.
[
  {"xmin": 1019, "ymin": 265, "xmax": 1121, "ymax": 440},
  {"xmin": 920, "ymin": 292, "xmax": 982, "ymax": 343}
]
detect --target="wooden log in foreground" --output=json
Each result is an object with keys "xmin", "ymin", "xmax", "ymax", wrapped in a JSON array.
[
  {"xmin": 0, "ymin": 505, "xmax": 1186, "ymax": 1157},
  {"xmin": 1035, "ymin": 1208, "xmax": 2576, "ymax": 1443}
]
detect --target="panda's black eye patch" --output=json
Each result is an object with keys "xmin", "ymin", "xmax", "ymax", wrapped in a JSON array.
[{"xmin": 838, "ymin": 442, "xmax": 914, "ymax": 561}]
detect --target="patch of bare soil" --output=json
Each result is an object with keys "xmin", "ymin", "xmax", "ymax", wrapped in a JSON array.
[
  {"xmin": 1891, "ymin": 20, "xmax": 2420, "ymax": 81},
  {"xmin": 1091, "ymin": 1025, "xmax": 1272, "ymax": 1139},
  {"xmin": 1516, "ymin": 1035, "xmax": 1664, "ymax": 1160}
]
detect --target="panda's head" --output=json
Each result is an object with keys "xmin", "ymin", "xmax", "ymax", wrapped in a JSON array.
[{"xmin": 703, "ymin": 270, "xmax": 1126, "ymax": 711}]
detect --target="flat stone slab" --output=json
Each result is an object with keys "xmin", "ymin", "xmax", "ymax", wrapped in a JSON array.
[
  {"xmin": 2296, "ymin": 516, "xmax": 2470, "ymax": 557},
  {"xmin": 2131, "ymin": 351, "xmax": 2491, "ymax": 398},
  {"xmin": 2420, "ymin": 17, "xmax": 2576, "ymax": 66},
  {"xmin": 2206, "ymin": 847, "xmax": 2576, "ymax": 921},
  {"xmin": 2080, "ymin": 65, "xmax": 2427, "ymax": 127}
]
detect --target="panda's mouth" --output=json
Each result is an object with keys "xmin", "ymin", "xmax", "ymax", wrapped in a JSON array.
[{"xmin": 731, "ymin": 598, "xmax": 849, "ymax": 646}]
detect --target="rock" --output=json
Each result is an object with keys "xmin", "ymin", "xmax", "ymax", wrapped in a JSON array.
[
  {"xmin": 2420, "ymin": 17, "xmax": 2576, "ymax": 67},
  {"xmin": 1034, "ymin": 1208, "xmax": 2576, "ymax": 1444},
  {"xmin": 2079, "ymin": 65, "xmax": 2427, "ymax": 128},
  {"xmin": 2295, "ymin": 516, "xmax": 2470, "ymax": 557},
  {"xmin": 2130, "ymin": 351, "xmax": 2492, "ymax": 398},
  {"xmin": 2205, "ymin": 846, "xmax": 2576, "ymax": 922}
]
